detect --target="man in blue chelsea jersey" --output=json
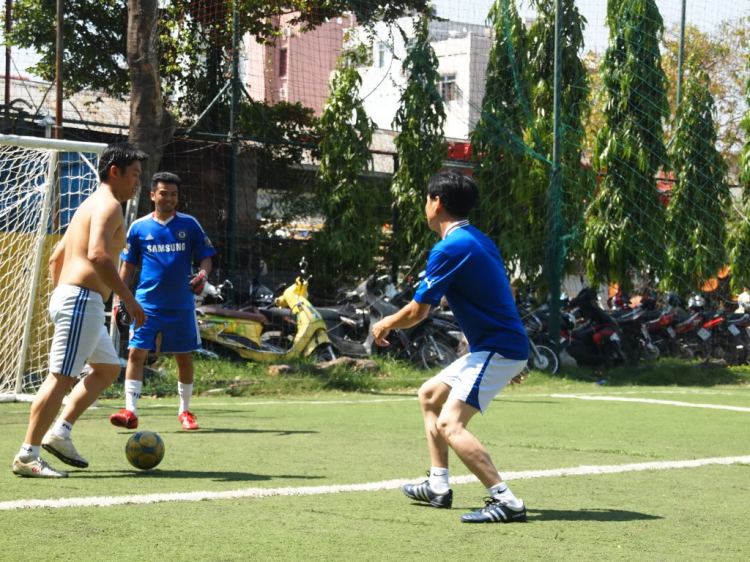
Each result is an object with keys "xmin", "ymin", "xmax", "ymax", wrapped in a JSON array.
[
  {"xmin": 110, "ymin": 172, "xmax": 216, "ymax": 431},
  {"xmin": 372, "ymin": 170, "xmax": 530, "ymax": 524}
]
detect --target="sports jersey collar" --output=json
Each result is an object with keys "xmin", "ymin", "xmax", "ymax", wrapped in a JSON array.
[
  {"xmin": 151, "ymin": 211, "xmax": 177, "ymax": 226},
  {"xmin": 443, "ymin": 220, "xmax": 470, "ymax": 239}
]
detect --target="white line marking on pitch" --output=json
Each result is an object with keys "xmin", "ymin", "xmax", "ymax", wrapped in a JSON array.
[
  {"xmin": 2, "ymin": 455, "xmax": 748, "ymax": 511},
  {"xmin": 552, "ymin": 394, "xmax": 750, "ymax": 412}
]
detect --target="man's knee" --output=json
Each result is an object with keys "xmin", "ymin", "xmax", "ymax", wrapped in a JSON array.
[
  {"xmin": 435, "ymin": 416, "xmax": 461, "ymax": 442},
  {"xmin": 128, "ymin": 347, "xmax": 148, "ymax": 364},
  {"xmin": 418, "ymin": 380, "xmax": 448, "ymax": 409},
  {"xmin": 173, "ymin": 352, "xmax": 193, "ymax": 367},
  {"xmin": 90, "ymin": 363, "xmax": 121, "ymax": 383}
]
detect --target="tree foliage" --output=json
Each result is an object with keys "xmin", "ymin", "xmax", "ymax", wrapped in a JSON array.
[
  {"xmin": 728, "ymin": 56, "xmax": 750, "ymax": 294},
  {"xmin": 584, "ymin": 0, "xmax": 670, "ymax": 292},
  {"xmin": 314, "ymin": 48, "xmax": 380, "ymax": 281},
  {"xmin": 662, "ymin": 62, "xmax": 730, "ymax": 294},
  {"xmin": 390, "ymin": 14, "xmax": 446, "ymax": 267},
  {"xmin": 471, "ymin": 0, "xmax": 531, "ymax": 274},
  {"xmin": 661, "ymin": 19, "xmax": 750, "ymax": 176},
  {"xmin": 525, "ymin": 0, "xmax": 593, "ymax": 279},
  {"xmin": 5, "ymin": 0, "xmax": 430, "ymax": 116}
]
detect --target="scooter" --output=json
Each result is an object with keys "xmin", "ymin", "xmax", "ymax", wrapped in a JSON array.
[{"xmin": 195, "ymin": 259, "xmax": 336, "ymax": 363}]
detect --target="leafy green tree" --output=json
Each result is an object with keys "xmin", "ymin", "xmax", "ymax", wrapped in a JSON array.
[
  {"xmin": 525, "ymin": 0, "xmax": 594, "ymax": 278},
  {"xmin": 728, "ymin": 61, "xmax": 750, "ymax": 294},
  {"xmin": 661, "ymin": 19, "xmax": 750, "ymax": 175},
  {"xmin": 471, "ymin": 0, "xmax": 531, "ymax": 275},
  {"xmin": 662, "ymin": 63, "xmax": 730, "ymax": 294},
  {"xmin": 390, "ymin": 14, "xmax": 446, "ymax": 268},
  {"xmin": 6, "ymin": 0, "xmax": 430, "ymax": 115},
  {"xmin": 314, "ymin": 47, "xmax": 380, "ymax": 281},
  {"xmin": 583, "ymin": 0, "xmax": 670, "ymax": 292}
]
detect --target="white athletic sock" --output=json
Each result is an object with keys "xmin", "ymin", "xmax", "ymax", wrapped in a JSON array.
[
  {"xmin": 178, "ymin": 382, "xmax": 193, "ymax": 414},
  {"xmin": 429, "ymin": 466, "xmax": 450, "ymax": 495},
  {"xmin": 51, "ymin": 419, "xmax": 73, "ymax": 439},
  {"xmin": 18, "ymin": 443, "xmax": 40, "ymax": 458},
  {"xmin": 125, "ymin": 379, "xmax": 143, "ymax": 414},
  {"xmin": 488, "ymin": 482, "xmax": 523, "ymax": 508}
]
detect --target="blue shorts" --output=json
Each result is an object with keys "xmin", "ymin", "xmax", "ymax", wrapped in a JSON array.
[{"xmin": 129, "ymin": 308, "xmax": 201, "ymax": 353}]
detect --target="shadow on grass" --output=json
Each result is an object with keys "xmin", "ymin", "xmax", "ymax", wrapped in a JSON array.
[
  {"xmin": 553, "ymin": 361, "xmax": 750, "ymax": 387},
  {"xmin": 76, "ymin": 470, "xmax": 325, "ymax": 483},
  {"xmin": 527, "ymin": 508, "xmax": 663, "ymax": 522},
  {"xmin": 113, "ymin": 428, "xmax": 318, "ymax": 436}
]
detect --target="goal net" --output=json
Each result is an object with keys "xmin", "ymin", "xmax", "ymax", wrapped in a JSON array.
[{"xmin": 0, "ymin": 135, "xmax": 107, "ymax": 402}]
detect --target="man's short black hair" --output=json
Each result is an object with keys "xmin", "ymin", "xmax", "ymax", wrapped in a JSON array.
[
  {"xmin": 427, "ymin": 170, "xmax": 479, "ymax": 219},
  {"xmin": 151, "ymin": 171, "xmax": 181, "ymax": 191},
  {"xmin": 98, "ymin": 142, "xmax": 148, "ymax": 181}
]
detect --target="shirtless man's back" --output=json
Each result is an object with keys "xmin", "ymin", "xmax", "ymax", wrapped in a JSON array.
[{"xmin": 12, "ymin": 142, "xmax": 148, "ymax": 478}]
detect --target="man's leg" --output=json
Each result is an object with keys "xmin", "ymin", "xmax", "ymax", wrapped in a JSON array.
[
  {"xmin": 41, "ymin": 362, "xmax": 121, "ymax": 469},
  {"xmin": 23, "ymin": 373, "xmax": 76, "ymax": 446},
  {"xmin": 109, "ymin": 347, "xmax": 147, "ymax": 430},
  {"xmin": 435, "ymin": 397, "xmax": 499, "ymax": 488},
  {"xmin": 175, "ymin": 352, "xmax": 198, "ymax": 430},
  {"xmin": 437, "ymin": 397, "xmax": 526, "ymax": 523},
  {"xmin": 418, "ymin": 378, "xmax": 451, "ymax": 469},
  {"xmin": 59, "ymin": 363, "xmax": 121, "ymax": 424},
  {"xmin": 401, "ymin": 377, "xmax": 453, "ymax": 508}
]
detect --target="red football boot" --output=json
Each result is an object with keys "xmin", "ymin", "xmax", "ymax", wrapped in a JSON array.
[
  {"xmin": 109, "ymin": 408, "xmax": 139, "ymax": 429},
  {"xmin": 178, "ymin": 411, "xmax": 199, "ymax": 430}
]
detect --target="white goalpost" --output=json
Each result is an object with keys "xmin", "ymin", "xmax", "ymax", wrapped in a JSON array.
[{"xmin": 0, "ymin": 135, "xmax": 108, "ymax": 402}]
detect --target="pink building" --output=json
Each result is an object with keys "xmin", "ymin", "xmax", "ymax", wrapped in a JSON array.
[{"xmin": 245, "ymin": 13, "xmax": 355, "ymax": 116}]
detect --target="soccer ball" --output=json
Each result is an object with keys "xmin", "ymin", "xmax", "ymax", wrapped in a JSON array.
[{"xmin": 125, "ymin": 431, "xmax": 165, "ymax": 470}]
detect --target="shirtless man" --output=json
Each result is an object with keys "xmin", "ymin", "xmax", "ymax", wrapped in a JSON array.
[{"xmin": 12, "ymin": 143, "xmax": 148, "ymax": 478}]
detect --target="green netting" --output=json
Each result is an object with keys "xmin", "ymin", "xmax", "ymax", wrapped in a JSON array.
[{"xmin": 3, "ymin": 0, "xmax": 750, "ymax": 313}]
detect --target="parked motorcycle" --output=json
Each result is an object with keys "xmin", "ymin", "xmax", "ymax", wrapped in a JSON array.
[
  {"xmin": 561, "ymin": 287, "xmax": 637, "ymax": 368},
  {"xmin": 195, "ymin": 259, "xmax": 336, "ymax": 363},
  {"xmin": 318, "ymin": 272, "xmax": 459, "ymax": 370}
]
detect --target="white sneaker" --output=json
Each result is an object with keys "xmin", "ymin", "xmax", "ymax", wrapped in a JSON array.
[
  {"xmin": 12, "ymin": 454, "xmax": 69, "ymax": 478},
  {"xmin": 42, "ymin": 433, "xmax": 89, "ymax": 469}
]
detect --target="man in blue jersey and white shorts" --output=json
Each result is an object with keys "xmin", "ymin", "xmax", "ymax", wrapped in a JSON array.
[
  {"xmin": 372, "ymin": 170, "xmax": 530, "ymax": 523},
  {"xmin": 110, "ymin": 172, "xmax": 216, "ymax": 431}
]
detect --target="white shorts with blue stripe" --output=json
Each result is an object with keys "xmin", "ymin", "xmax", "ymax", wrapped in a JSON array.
[
  {"xmin": 436, "ymin": 351, "xmax": 527, "ymax": 413},
  {"xmin": 48, "ymin": 285, "xmax": 120, "ymax": 377}
]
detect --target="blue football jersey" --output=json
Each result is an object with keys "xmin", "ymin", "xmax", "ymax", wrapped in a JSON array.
[
  {"xmin": 121, "ymin": 212, "xmax": 216, "ymax": 310},
  {"xmin": 414, "ymin": 222, "xmax": 529, "ymax": 360}
]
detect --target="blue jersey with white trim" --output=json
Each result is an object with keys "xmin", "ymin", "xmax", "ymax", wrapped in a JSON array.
[
  {"xmin": 121, "ymin": 212, "xmax": 216, "ymax": 310},
  {"xmin": 414, "ymin": 224, "xmax": 529, "ymax": 360}
]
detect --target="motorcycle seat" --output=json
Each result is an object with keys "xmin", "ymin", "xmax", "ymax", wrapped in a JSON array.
[{"xmin": 197, "ymin": 306, "xmax": 268, "ymax": 324}]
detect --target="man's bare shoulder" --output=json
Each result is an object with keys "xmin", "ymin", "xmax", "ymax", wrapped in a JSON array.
[{"xmin": 84, "ymin": 190, "xmax": 124, "ymax": 218}]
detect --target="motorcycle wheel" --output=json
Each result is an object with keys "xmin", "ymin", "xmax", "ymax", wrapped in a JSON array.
[
  {"xmin": 528, "ymin": 344, "xmax": 560, "ymax": 375},
  {"xmin": 418, "ymin": 337, "xmax": 457, "ymax": 370},
  {"xmin": 314, "ymin": 344, "xmax": 338, "ymax": 363}
]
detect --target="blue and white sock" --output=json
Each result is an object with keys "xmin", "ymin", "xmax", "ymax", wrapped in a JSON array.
[
  {"xmin": 125, "ymin": 379, "xmax": 142, "ymax": 414},
  {"xmin": 178, "ymin": 382, "xmax": 193, "ymax": 415}
]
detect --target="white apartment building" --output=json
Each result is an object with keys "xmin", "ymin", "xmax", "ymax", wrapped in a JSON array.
[{"xmin": 353, "ymin": 17, "xmax": 493, "ymax": 141}]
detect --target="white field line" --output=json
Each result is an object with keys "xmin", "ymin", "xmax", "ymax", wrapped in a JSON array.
[
  {"xmin": 2, "ymin": 455, "xmax": 749, "ymax": 511},
  {"xmin": 552, "ymin": 394, "xmax": 750, "ymax": 412}
]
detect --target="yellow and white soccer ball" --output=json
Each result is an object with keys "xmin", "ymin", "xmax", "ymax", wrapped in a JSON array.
[{"xmin": 125, "ymin": 431, "xmax": 165, "ymax": 470}]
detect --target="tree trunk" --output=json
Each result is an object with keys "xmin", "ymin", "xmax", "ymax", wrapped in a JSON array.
[{"xmin": 127, "ymin": 0, "xmax": 175, "ymax": 218}]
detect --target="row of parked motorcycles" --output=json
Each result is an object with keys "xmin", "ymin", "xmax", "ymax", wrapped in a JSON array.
[
  {"xmin": 518, "ymin": 286, "xmax": 750, "ymax": 370},
  {"xmin": 194, "ymin": 259, "xmax": 463, "ymax": 370},
  {"xmin": 194, "ymin": 259, "xmax": 750, "ymax": 372}
]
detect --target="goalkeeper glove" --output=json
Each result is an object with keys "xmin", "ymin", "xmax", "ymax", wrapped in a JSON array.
[
  {"xmin": 114, "ymin": 303, "xmax": 132, "ymax": 332},
  {"xmin": 190, "ymin": 270, "xmax": 208, "ymax": 295}
]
